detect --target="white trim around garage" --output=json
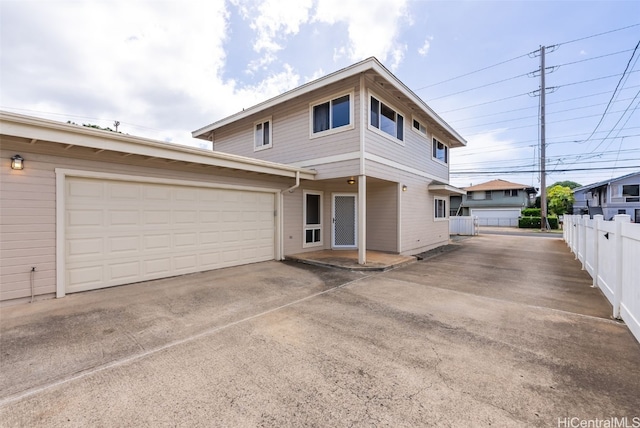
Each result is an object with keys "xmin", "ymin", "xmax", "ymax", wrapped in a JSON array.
[{"xmin": 55, "ymin": 168, "xmax": 282, "ymax": 298}]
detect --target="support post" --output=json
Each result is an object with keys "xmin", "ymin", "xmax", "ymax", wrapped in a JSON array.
[
  {"xmin": 613, "ymin": 214, "xmax": 631, "ymax": 319},
  {"xmin": 358, "ymin": 175, "xmax": 367, "ymax": 265},
  {"xmin": 591, "ymin": 214, "xmax": 604, "ymax": 288}
]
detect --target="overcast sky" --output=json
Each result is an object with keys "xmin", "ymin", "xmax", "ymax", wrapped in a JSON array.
[{"xmin": 1, "ymin": 0, "xmax": 638, "ymax": 188}]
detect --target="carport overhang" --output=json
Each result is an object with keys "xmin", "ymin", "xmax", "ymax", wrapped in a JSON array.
[{"xmin": 429, "ymin": 182, "xmax": 467, "ymax": 196}]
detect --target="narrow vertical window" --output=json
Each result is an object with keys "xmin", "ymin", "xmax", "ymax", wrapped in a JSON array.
[
  {"xmin": 254, "ymin": 118, "xmax": 272, "ymax": 151},
  {"xmin": 432, "ymin": 138, "xmax": 448, "ymax": 164},
  {"xmin": 304, "ymin": 191, "xmax": 323, "ymax": 247}
]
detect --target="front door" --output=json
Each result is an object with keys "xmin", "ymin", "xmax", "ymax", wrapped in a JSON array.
[
  {"xmin": 635, "ymin": 209, "xmax": 640, "ymax": 223},
  {"xmin": 332, "ymin": 194, "xmax": 357, "ymax": 248}
]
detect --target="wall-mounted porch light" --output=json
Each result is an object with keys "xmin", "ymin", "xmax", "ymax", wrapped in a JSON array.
[
  {"xmin": 347, "ymin": 177, "xmax": 356, "ymax": 185},
  {"xmin": 11, "ymin": 154, "xmax": 24, "ymax": 170},
  {"xmin": 402, "ymin": 185, "xmax": 408, "ymax": 192}
]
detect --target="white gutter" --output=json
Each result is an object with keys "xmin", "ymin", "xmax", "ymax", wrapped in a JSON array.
[{"xmin": 279, "ymin": 171, "xmax": 301, "ymax": 260}]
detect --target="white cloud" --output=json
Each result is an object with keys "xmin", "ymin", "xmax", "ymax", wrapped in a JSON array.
[
  {"xmin": 232, "ymin": 0, "xmax": 313, "ymax": 68},
  {"xmin": 418, "ymin": 37, "xmax": 433, "ymax": 56},
  {"xmin": 313, "ymin": 0, "xmax": 409, "ymax": 66}
]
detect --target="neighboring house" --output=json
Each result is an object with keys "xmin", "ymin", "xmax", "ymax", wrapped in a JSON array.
[
  {"xmin": 192, "ymin": 57, "xmax": 466, "ymax": 264},
  {"xmin": 450, "ymin": 179, "xmax": 537, "ymax": 226},
  {"xmin": 572, "ymin": 172, "xmax": 640, "ymax": 222},
  {"xmin": 0, "ymin": 57, "xmax": 466, "ymax": 305}
]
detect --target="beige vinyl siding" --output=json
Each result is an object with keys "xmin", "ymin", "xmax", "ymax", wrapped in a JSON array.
[
  {"xmin": 212, "ymin": 76, "xmax": 362, "ymax": 172},
  {"xmin": 299, "ymin": 159, "xmax": 360, "ymax": 180},
  {"xmin": 363, "ymin": 76, "xmax": 449, "ymax": 181},
  {"xmin": 366, "ymin": 180, "xmax": 397, "ymax": 252},
  {"xmin": 398, "ymin": 174, "xmax": 449, "ymax": 255},
  {"xmin": 0, "ymin": 138, "xmax": 290, "ymax": 303}
]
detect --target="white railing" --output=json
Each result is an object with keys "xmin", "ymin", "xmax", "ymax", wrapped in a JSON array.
[
  {"xmin": 450, "ymin": 216, "xmax": 479, "ymax": 236},
  {"xmin": 564, "ymin": 214, "xmax": 640, "ymax": 344}
]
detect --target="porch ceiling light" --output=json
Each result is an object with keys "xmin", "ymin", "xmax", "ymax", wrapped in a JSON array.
[
  {"xmin": 402, "ymin": 185, "xmax": 408, "ymax": 192},
  {"xmin": 11, "ymin": 154, "xmax": 24, "ymax": 170},
  {"xmin": 347, "ymin": 177, "xmax": 356, "ymax": 185}
]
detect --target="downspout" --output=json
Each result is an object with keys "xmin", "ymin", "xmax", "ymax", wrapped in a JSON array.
[{"xmin": 280, "ymin": 170, "xmax": 300, "ymax": 260}]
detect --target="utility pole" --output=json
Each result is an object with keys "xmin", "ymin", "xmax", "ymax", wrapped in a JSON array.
[{"xmin": 539, "ymin": 45, "xmax": 547, "ymax": 231}]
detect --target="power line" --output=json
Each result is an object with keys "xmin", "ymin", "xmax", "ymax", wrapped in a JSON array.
[
  {"xmin": 577, "ymin": 39, "xmax": 640, "ymax": 145},
  {"xmin": 451, "ymin": 85, "xmax": 640, "ymax": 123},
  {"xmin": 439, "ymin": 92, "xmax": 530, "ymax": 114},
  {"xmin": 549, "ymin": 48, "xmax": 634, "ymax": 69},
  {"xmin": 414, "ymin": 51, "xmax": 533, "ymax": 91},
  {"xmin": 451, "ymin": 165, "xmax": 640, "ymax": 175},
  {"xmin": 427, "ymin": 72, "xmax": 531, "ymax": 101},
  {"xmin": 454, "ymin": 97, "xmax": 635, "ymax": 131},
  {"xmin": 556, "ymin": 23, "xmax": 640, "ymax": 46}
]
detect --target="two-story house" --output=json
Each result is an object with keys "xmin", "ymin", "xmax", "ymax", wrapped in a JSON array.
[
  {"xmin": 573, "ymin": 172, "xmax": 640, "ymax": 222},
  {"xmin": 0, "ymin": 57, "xmax": 466, "ymax": 305},
  {"xmin": 450, "ymin": 179, "xmax": 537, "ymax": 226},
  {"xmin": 192, "ymin": 57, "xmax": 467, "ymax": 264}
]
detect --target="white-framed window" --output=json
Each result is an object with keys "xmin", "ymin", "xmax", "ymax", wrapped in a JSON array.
[
  {"xmin": 310, "ymin": 93, "xmax": 353, "ymax": 137},
  {"xmin": 622, "ymin": 184, "xmax": 639, "ymax": 202},
  {"xmin": 254, "ymin": 117, "xmax": 272, "ymax": 151},
  {"xmin": 369, "ymin": 93, "xmax": 404, "ymax": 142},
  {"xmin": 434, "ymin": 198, "xmax": 447, "ymax": 220},
  {"xmin": 303, "ymin": 190, "xmax": 323, "ymax": 247},
  {"xmin": 504, "ymin": 189, "xmax": 518, "ymax": 197},
  {"xmin": 412, "ymin": 117, "xmax": 427, "ymax": 137},
  {"xmin": 432, "ymin": 138, "xmax": 448, "ymax": 164}
]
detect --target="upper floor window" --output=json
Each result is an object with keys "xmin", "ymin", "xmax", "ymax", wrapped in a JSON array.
[
  {"xmin": 504, "ymin": 189, "xmax": 518, "ymax": 197},
  {"xmin": 412, "ymin": 117, "xmax": 427, "ymax": 137},
  {"xmin": 370, "ymin": 95, "xmax": 404, "ymax": 142},
  {"xmin": 311, "ymin": 94, "xmax": 351, "ymax": 134},
  {"xmin": 254, "ymin": 118, "xmax": 272, "ymax": 151},
  {"xmin": 432, "ymin": 138, "xmax": 448, "ymax": 164}
]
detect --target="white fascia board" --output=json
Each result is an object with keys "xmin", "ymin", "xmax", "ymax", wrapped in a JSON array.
[
  {"xmin": 0, "ymin": 111, "xmax": 316, "ymax": 180},
  {"xmin": 192, "ymin": 57, "xmax": 466, "ymax": 148},
  {"xmin": 192, "ymin": 59, "xmax": 377, "ymax": 138},
  {"xmin": 367, "ymin": 62, "xmax": 467, "ymax": 148},
  {"xmin": 429, "ymin": 184, "xmax": 467, "ymax": 195}
]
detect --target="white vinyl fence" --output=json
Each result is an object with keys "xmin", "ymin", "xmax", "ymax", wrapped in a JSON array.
[
  {"xmin": 450, "ymin": 216, "xmax": 479, "ymax": 236},
  {"xmin": 564, "ymin": 214, "xmax": 640, "ymax": 343}
]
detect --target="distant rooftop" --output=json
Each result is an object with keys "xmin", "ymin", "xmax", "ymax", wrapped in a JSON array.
[{"xmin": 464, "ymin": 179, "xmax": 536, "ymax": 192}]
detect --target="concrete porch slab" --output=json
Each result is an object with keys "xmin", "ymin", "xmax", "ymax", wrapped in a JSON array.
[{"xmin": 286, "ymin": 250, "xmax": 416, "ymax": 271}]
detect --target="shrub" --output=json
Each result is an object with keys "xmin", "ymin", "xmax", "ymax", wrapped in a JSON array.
[
  {"xmin": 522, "ymin": 208, "xmax": 541, "ymax": 217},
  {"xmin": 518, "ymin": 216, "xmax": 558, "ymax": 229}
]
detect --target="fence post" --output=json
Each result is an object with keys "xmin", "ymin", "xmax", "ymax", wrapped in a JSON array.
[
  {"xmin": 580, "ymin": 214, "xmax": 590, "ymax": 269},
  {"xmin": 574, "ymin": 215, "xmax": 580, "ymax": 260},
  {"xmin": 613, "ymin": 214, "xmax": 631, "ymax": 319},
  {"xmin": 591, "ymin": 214, "xmax": 604, "ymax": 288}
]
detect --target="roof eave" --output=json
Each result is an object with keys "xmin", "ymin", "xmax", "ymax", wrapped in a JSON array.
[
  {"xmin": 1, "ymin": 111, "xmax": 316, "ymax": 180},
  {"xmin": 193, "ymin": 57, "xmax": 467, "ymax": 147}
]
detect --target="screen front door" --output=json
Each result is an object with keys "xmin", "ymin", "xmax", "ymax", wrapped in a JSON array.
[{"xmin": 332, "ymin": 194, "xmax": 357, "ymax": 248}]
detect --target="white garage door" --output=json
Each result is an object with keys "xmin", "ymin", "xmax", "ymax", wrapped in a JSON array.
[
  {"xmin": 65, "ymin": 177, "xmax": 275, "ymax": 294},
  {"xmin": 471, "ymin": 209, "xmax": 521, "ymax": 227}
]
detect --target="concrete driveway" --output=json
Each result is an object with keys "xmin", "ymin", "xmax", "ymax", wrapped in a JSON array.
[{"xmin": 1, "ymin": 235, "xmax": 639, "ymax": 427}]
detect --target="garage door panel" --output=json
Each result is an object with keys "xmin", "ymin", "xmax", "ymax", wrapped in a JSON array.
[
  {"xmin": 109, "ymin": 182, "xmax": 139, "ymax": 199},
  {"xmin": 108, "ymin": 235, "xmax": 140, "ymax": 254},
  {"xmin": 109, "ymin": 261, "xmax": 141, "ymax": 281},
  {"xmin": 67, "ymin": 238, "xmax": 104, "ymax": 258},
  {"xmin": 65, "ymin": 177, "xmax": 275, "ymax": 294},
  {"xmin": 109, "ymin": 210, "xmax": 139, "ymax": 226},
  {"xmin": 67, "ymin": 210, "xmax": 103, "ymax": 227}
]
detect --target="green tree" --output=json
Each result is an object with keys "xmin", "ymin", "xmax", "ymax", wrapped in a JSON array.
[
  {"xmin": 547, "ymin": 185, "xmax": 575, "ymax": 216},
  {"xmin": 550, "ymin": 180, "xmax": 581, "ymax": 190}
]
